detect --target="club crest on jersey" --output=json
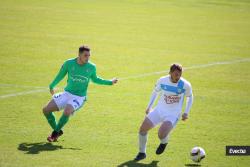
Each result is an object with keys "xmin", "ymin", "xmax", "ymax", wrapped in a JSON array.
[{"xmin": 177, "ymin": 88, "xmax": 182, "ymax": 93}]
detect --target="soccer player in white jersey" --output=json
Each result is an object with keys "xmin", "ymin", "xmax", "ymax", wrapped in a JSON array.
[{"xmin": 134, "ymin": 63, "xmax": 193, "ymax": 161}]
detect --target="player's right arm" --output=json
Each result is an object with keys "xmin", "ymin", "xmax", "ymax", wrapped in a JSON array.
[
  {"xmin": 146, "ymin": 78, "xmax": 161, "ymax": 114},
  {"xmin": 49, "ymin": 61, "xmax": 68, "ymax": 95}
]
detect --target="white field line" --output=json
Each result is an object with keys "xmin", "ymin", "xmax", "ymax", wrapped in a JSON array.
[
  {"xmin": 0, "ymin": 89, "xmax": 48, "ymax": 99},
  {"xmin": 0, "ymin": 58, "xmax": 250, "ymax": 99},
  {"xmin": 119, "ymin": 58, "xmax": 250, "ymax": 80},
  {"xmin": 0, "ymin": 83, "xmax": 47, "ymax": 89}
]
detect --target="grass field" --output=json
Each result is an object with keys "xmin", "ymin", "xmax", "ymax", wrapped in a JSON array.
[{"xmin": 0, "ymin": 0, "xmax": 250, "ymax": 166}]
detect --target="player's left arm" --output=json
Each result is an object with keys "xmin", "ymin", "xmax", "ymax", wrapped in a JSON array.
[
  {"xmin": 182, "ymin": 83, "xmax": 193, "ymax": 121},
  {"xmin": 90, "ymin": 66, "xmax": 118, "ymax": 85}
]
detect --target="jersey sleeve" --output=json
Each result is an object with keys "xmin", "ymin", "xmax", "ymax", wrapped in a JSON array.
[
  {"xmin": 147, "ymin": 78, "xmax": 162, "ymax": 109},
  {"xmin": 185, "ymin": 82, "xmax": 193, "ymax": 97},
  {"xmin": 154, "ymin": 78, "xmax": 162, "ymax": 92},
  {"xmin": 49, "ymin": 61, "xmax": 68, "ymax": 90},
  {"xmin": 90, "ymin": 66, "xmax": 113, "ymax": 85}
]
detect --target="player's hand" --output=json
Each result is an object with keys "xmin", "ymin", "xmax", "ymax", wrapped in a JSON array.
[
  {"xmin": 182, "ymin": 113, "xmax": 188, "ymax": 121},
  {"xmin": 145, "ymin": 108, "xmax": 151, "ymax": 115},
  {"xmin": 50, "ymin": 89, "xmax": 55, "ymax": 95},
  {"xmin": 112, "ymin": 78, "xmax": 118, "ymax": 85}
]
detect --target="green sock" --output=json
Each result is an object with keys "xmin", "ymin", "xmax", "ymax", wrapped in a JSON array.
[
  {"xmin": 44, "ymin": 112, "xmax": 57, "ymax": 130},
  {"xmin": 55, "ymin": 114, "xmax": 70, "ymax": 132}
]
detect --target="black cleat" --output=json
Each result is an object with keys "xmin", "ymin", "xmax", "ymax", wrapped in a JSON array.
[
  {"xmin": 58, "ymin": 130, "xmax": 63, "ymax": 137},
  {"xmin": 47, "ymin": 130, "xmax": 63, "ymax": 142},
  {"xmin": 47, "ymin": 131, "xmax": 59, "ymax": 142},
  {"xmin": 134, "ymin": 152, "xmax": 146, "ymax": 161},
  {"xmin": 156, "ymin": 143, "xmax": 168, "ymax": 155}
]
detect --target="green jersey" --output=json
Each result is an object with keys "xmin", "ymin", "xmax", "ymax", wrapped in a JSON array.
[{"xmin": 49, "ymin": 58, "xmax": 113, "ymax": 97}]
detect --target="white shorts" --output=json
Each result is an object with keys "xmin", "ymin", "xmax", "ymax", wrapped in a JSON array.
[
  {"xmin": 147, "ymin": 108, "xmax": 180, "ymax": 127},
  {"xmin": 53, "ymin": 91, "xmax": 86, "ymax": 112}
]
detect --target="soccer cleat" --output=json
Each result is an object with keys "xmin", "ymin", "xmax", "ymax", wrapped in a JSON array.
[
  {"xmin": 134, "ymin": 152, "xmax": 146, "ymax": 161},
  {"xmin": 47, "ymin": 131, "xmax": 59, "ymax": 142},
  {"xmin": 47, "ymin": 130, "xmax": 63, "ymax": 142},
  {"xmin": 58, "ymin": 130, "xmax": 63, "ymax": 137},
  {"xmin": 156, "ymin": 143, "xmax": 168, "ymax": 155}
]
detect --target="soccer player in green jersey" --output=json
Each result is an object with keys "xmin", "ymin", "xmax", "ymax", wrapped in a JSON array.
[{"xmin": 42, "ymin": 45, "xmax": 118, "ymax": 142}]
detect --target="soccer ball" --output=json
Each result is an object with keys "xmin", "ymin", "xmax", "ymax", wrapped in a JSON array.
[{"xmin": 190, "ymin": 146, "xmax": 206, "ymax": 162}]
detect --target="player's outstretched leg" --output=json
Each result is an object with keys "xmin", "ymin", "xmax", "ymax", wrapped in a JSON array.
[
  {"xmin": 43, "ymin": 99, "xmax": 59, "ymax": 130},
  {"xmin": 43, "ymin": 99, "xmax": 64, "ymax": 142},
  {"xmin": 156, "ymin": 121, "xmax": 173, "ymax": 155},
  {"xmin": 47, "ymin": 104, "xmax": 73, "ymax": 142},
  {"xmin": 134, "ymin": 117, "xmax": 154, "ymax": 161}
]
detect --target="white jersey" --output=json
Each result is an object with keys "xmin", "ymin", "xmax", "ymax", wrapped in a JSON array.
[{"xmin": 154, "ymin": 75, "xmax": 192, "ymax": 114}]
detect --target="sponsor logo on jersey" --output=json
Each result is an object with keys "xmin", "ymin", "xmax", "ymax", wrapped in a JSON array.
[
  {"xmin": 70, "ymin": 75, "xmax": 89, "ymax": 83},
  {"xmin": 164, "ymin": 95, "xmax": 181, "ymax": 104}
]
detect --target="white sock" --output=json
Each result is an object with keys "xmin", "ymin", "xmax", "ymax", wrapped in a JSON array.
[
  {"xmin": 139, "ymin": 132, "xmax": 148, "ymax": 153},
  {"xmin": 160, "ymin": 135, "xmax": 169, "ymax": 144}
]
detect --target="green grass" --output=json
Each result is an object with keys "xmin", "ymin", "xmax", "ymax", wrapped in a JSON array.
[{"xmin": 0, "ymin": 0, "xmax": 250, "ymax": 166}]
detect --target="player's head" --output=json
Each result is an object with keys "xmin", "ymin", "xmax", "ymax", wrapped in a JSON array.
[
  {"xmin": 78, "ymin": 45, "xmax": 90, "ymax": 63},
  {"xmin": 169, "ymin": 63, "xmax": 182, "ymax": 83}
]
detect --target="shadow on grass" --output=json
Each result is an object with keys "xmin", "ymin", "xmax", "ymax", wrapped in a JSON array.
[
  {"xmin": 18, "ymin": 142, "xmax": 81, "ymax": 154},
  {"xmin": 185, "ymin": 163, "xmax": 201, "ymax": 167},
  {"xmin": 117, "ymin": 160, "xmax": 159, "ymax": 167}
]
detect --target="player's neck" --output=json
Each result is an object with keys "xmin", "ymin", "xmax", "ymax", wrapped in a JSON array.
[
  {"xmin": 76, "ymin": 57, "xmax": 87, "ymax": 65},
  {"xmin": 170, "ymin": 76, "xmax": 178, "ymax": 83}
]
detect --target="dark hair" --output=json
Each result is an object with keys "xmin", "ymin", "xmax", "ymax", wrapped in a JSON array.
[
  {"xmin": 170, "ymin": 63, "xmax": 182, "ymax": 73},
  {"xmin": 79, "ymin": 45, "xmax": 90, "ymax": 54}
]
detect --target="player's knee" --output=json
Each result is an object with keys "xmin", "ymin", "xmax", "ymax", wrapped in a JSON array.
[
  {"xmin": 158, "ymin": 131, "xmax": 167, "ymax": 139},
  {"xmin": 139, "ymin": 118, "xmax": 153, "ymax": 134},
  {"xmin": 158, "ymin": 124, "xmax": 172, "ymax": 139},
  {"xmin": 42, "ymin": 106, "xmax": 48, "ymax": 114},
  {"xmin": 139, "ymin": 130, "xmax": 147, "ymax": 136},
  {"xmin": 139, "ymin": 126, "xmax": 148, "ymax": 134},
  {"xmin": 165, "ymin": 121, "xmax": 173, "ymax": 127},
  {"xmin": 162, "ymin": 121, "xmax": 173, "ymax": 130},
  {"xmin": 64, "ymin": 109, "xmax": 73, "ymax": 116},
  {"xmin": 63, "ymin": 105, "xmax": 74, "ymax": 116}
]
